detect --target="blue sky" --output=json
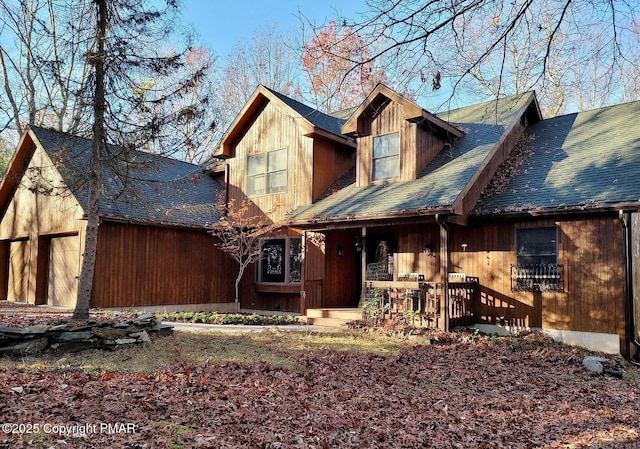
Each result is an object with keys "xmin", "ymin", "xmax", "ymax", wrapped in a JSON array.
[{"xmin": 180, "ymin": 0, "xmax": 367, "ymax": 58}]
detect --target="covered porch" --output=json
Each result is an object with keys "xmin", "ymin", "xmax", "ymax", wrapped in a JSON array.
[{"xmin": 300, "ymin": 219, "xmax": 481, "ymax": 331}]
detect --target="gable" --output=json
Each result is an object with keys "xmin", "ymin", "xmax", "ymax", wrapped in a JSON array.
[
  {"xmin": 0, "ymin": 127, "xmax": 224, "ymax": 230},
  {"xmin": 218, "ymin": 85, "xmax": 352, "ymax": 158},
  {"xmin": 0, "ymin": 141, "xmax": 84, "ymax": 240},
  {"xmin": 342, "ymin": 84, "xmax": 466, "ymax": 188}
]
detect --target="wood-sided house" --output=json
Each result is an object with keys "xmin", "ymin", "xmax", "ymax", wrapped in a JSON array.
[
  {"xmin": 0, "ymin": 126, "xmax": 234, "ymax": 310},
  {"xmin": 219, "ymin": 84, "xmax": 640, "ymax": 357}
]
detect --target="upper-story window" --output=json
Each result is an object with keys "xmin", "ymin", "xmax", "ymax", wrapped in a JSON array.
[
  {"xmin": 246, "ymin": 148, "xmax": 287, "ymax": 196},
  {"xmin": 372, "ymin": 132, "xmax": 400, "ymax": 181}
]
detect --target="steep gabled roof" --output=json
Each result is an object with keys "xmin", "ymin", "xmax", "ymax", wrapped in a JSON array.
[
  {"xmin": 287, "ymin": 92, "xmax": 539, "ymax": 226},
  {"xmin": 342, "ymin": 83, "xmax": 465, "ymax": 139},
  {"xmin": 476, "ymin": 100, "xmax": 640, "ymax": 215},
  {"xmin": 0, "ymin": 126, "xmax": 224, "ymax": 229},
  {"xmin": 217, "ymin": 85, "xmax": 355, "ymax": 157}
]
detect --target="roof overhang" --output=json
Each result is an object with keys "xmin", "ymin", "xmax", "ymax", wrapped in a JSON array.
[
  {"xmin": 341, "ymin": 83, "xmax": 464, "ymax": 139},
  {"xmin": 286, "ymin": 206, "xmax": 456, "ymax": 231},
  {"xmin": 216, "ymin": 85, "xmax": 355, "ymax": 157}
]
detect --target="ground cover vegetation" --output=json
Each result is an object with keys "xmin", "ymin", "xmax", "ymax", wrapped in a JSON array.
[
  {"xmin": 156, "ymin": 311, "xmax": 303, "ymax": 326},
  {"xmin": 1, "ymin": 308, "xmax": 639, "ymax": 448}
]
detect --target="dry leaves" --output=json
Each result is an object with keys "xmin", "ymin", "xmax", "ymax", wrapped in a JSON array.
[{"xmin": 1, "ymin": 329, "xmax": 639, "ymax": 448}]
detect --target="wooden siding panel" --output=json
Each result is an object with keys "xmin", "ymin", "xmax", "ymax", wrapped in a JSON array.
[
  {"xmin": 415, "ymin": 126, "xmax": 446, "ymax": 178},
  {"xmin": 92, "ymin": 222, "xmax": 234, "ymax": 308},
  {"xmin": 450, "ymin": 215, "xmax": 624, "ymax": 336},
  {"xmin": 226, "ymin": 101, "xmax": 314, "ymax": 223},
  {"xmin": 312, "ymin": 140, "xmax": 355, "ymax": 201},
  {"xmin": 0, "ymin": 146, "xmax": 83, "ymax": 240},
  {"xmin": 632, "ymin": 212, "xmax": 640, "ymax": 345}
]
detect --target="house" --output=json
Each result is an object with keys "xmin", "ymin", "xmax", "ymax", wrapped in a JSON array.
[
  {"xmin": 0, "ymin": 126, "xmax": 235, "ymax": 310},
  {"xmin": 219, "ymin": 84, "xmax": 640, "ymax": 356},
  {"xmin": 2, "ymin": 83, "xmax": 639, "ymax": 358}
]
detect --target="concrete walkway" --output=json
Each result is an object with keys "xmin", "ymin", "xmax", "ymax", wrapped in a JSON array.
[{"xmin": 163, "ymin": 321, "xmax": 343, "ymax": 333}]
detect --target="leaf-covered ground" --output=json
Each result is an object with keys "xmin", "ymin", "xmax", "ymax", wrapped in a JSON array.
[{"xmin": 1, "ymin": 327, "xmax": 639, "ymax": 449}]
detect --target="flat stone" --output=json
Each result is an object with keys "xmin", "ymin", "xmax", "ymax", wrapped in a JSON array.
[
  {"xmin": 56, "ymin": 331, "xmax": 94, "ymax": 341},
  {"xmin": 115, "ymin": 338, "xmax": 137, "ymax": 345},
  {"xmin": 91, "ymin": 326, "xmax": 130, "ymax": 340},
  {"xmin": 0, "ymin": 337, "xmax": 49, "ymax": 356},
  {"xmin": 129, "ymin": 331, "xmax": 150, "ymax": 342},
  {"xmin": 51, "ymin": 340, "xmax": 98, "ymax": 353}
]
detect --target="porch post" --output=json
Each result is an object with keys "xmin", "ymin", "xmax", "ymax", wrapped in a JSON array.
[
  {"xmin": 438, "ymin": 216, "xmax": 450, "ymax": 331},
  {"xmin": 360, "ymin": 226, "xmax": 367, "ymax": 305}
]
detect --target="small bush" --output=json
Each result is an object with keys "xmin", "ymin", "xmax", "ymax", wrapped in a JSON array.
[{"xmin": 156, "ymin": 311, "xmax": 303, "ymax": 326}]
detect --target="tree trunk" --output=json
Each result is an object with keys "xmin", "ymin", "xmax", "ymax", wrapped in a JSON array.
[{"xmin": 73, "ymin": 0, "xmax": 106, "ymax": 320}]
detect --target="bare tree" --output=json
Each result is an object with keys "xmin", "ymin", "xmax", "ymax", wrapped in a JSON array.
[
  {"xmin": 211, "ymin": 24, "xmax": 302, "ymax": 141},
  {"xmin": 0, "ymin": 0, "xmax": 94, "ymax": 139},
  {"xmin": 208, "ymin": 194, "xmax": 276, "ymax": 306},
  {"xmin": 332, "ymin": 0, "xmax": 640, "ymax": 114},
  {"xmin": 301, "ymin": 20, "xmax": 389, "ymax": 112}
]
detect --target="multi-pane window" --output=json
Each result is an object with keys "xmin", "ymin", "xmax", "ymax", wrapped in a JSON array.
[
  {"xmin": 512, "ymin": 226, "xmax": 563, "ymax": 291},
  {"xmin": 372, "ymin": 132, "xmax": 400, "ymax": 181},
  {"xmin": 246, "ymin": 148, "xmax": 287, "ymax": 196},
  {"xmin": 258, "ymin": 237, "xmax": 302, "ymax": 284}
]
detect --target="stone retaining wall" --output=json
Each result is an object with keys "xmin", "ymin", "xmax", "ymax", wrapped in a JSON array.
[{"xmin": 0, "ymin": 313, "xmax": 173, "ymax": 356}]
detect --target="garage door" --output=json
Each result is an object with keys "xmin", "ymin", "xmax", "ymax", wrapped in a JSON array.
[
  {"xmin": 47, "ymin": 235, "xmax": 79, "ymax": 308},
  {"xmin": 8, "ymin": 240, "xmax": 29, "ymax": 302}
]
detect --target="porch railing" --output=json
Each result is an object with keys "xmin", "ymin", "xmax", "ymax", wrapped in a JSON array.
[{"xmin": 363, "ymin": 278, "xmax": 478, "ymax": 329}]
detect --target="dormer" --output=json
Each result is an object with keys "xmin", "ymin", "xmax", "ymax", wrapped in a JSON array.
[{"xmin": 342, "ymin": 84, "xmax": 464, "ymax": 187}]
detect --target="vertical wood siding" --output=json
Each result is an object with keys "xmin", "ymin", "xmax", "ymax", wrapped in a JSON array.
[
  {"xmin": 92, "ymin": 222, "xmax": 234, "ymax": 308},
  {"xmin": 226, "ymin": 101, "xmax": 312, "ymax": 223},
  {"xmin": 312, "ymin": 139, "xmax": 354, "ymax": 201},
  {"xmin": 449, "ymin": 215, "xmax": 625, "ymax": 339},
  {"xmin": 0, "ymin": 145, "xmax": 84, "ymax": 240},
  {"xmin": 632, "ymin": 213, "xmax": 640, "ymax": 346},
  {"xmin": 356, "ymin": 100, "xmax": 446, "ymax": 186}
]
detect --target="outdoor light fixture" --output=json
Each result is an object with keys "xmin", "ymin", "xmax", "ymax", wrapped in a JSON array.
[
  {"xmin": 424, "ymin": 244, "xmax": 435, "ymax": 257},
  {"xmin": 337, "ymin": 245, "xmax": 344, "ymax": 257},
  {"xmin": 354, "ymin": 236, "xmax": 365, "ymax": 252}
]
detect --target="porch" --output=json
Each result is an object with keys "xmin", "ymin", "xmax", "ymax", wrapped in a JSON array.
[{"xmin": 306, "ymin": 277, "xmax": 479, "ymax": 330}]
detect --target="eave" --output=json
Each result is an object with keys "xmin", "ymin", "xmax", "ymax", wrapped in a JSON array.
[
  {"xmin": 217, "ymin": 85, "xmax": 353, "ymax": 157},
  {"xmin": 287, "ymin": 206, "xmax": 456, "ymax": 231},
  {"xmin": 304, "ymin": 128, "xmax": 356, "ymax": 148},
  {"xmin": 341, "ymin": 83, "xmax": 464, "ymax": 139}
]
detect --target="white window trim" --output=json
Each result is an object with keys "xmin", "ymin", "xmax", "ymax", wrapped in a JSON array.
[
  {"xmin": 246, "ymin": 148, "xmax": 288, "ymax": 196},
  {"xmin": 371, "ymin": 132, "xmax": 400, "ymax": 182}
]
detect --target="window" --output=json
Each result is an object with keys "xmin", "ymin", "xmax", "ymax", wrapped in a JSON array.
[
  {"xmin": 512, "ymin": 226, "xmax": 563, "ymax": 291},
  {"xmin": 246, "ymin": 148, "xmax": 287, "ymax": 196},
  {"xmin": 258, "ymin": 237, "xmax": 302, "ymax": 284},
  {"xmin": 372, "ymin": 132, "xmax": 400, "ymax": 181}
]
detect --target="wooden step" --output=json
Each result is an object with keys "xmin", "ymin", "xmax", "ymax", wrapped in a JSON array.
[{"xmin": 305, "ymin": 308, "xmax": 362, "ymax": 326}]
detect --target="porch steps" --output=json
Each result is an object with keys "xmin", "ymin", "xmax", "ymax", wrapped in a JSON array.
[{"xmin": 306, "ymin": 308, "xmax": 362, "ymax": 327}]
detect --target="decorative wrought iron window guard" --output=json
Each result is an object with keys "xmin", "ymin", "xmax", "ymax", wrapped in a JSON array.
[{"xmin": 511, "ymin": 264, "xmax": 564, "ymax": 292}]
